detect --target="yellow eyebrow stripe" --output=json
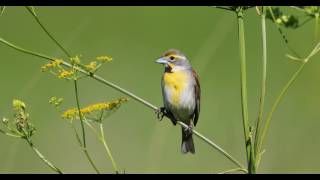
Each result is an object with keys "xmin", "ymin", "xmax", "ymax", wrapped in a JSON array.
[{"xmin": 166, "ymin": 54, "xmax": 185, "ymax": 60}]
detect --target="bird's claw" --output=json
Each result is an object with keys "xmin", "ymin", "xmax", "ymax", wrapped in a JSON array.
[{"xmin": 156, "ymin": 107, "xmax": 166, "ymax": 121}]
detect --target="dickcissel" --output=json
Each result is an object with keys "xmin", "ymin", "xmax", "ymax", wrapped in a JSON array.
[{"xmin": 156, "ymin": 49, "xmax": 200, "ymax": 154}]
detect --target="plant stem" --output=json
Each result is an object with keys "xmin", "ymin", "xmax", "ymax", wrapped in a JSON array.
[
  {"xmin": 84, "ymin": 121, "xmax": 119, "ymax": 173},
  {"xmin": 315, "ymin": 13, "xmax": 319, "ymax": 43},
  {"xmin": 71, "ymin": 125, "xmax": 101, "ymax": 174},
  {"xmin": 254, "ymin": 6, "xmax": 267, "ymax": 165},
  {"xmin": 99, "ymin": 123, "xmax": 119, "ymax": 173},
  {"xmin": 25, "ymin": 6, "xmax": 71, "ymax": 58},
  {"xmin": 0, "ymin": 129, "xmax": 21, "ymax": 138},
  {"xmin": 218, "ymin": 167, "xmax": 248, "ymax": 174},
  {"xmin": 236, "ymin": 8, "xmax": 255, "ymax": 174},
  {"xmin": 74, "ymin": 80, "xmax": 102, "ymax": 173},
  {"xmin": 0, "ymin": 37, "xmax": 246, "ymax": 171},
  {"xmin": 177, "ymin": 121, "xmax": 245, "ymax": 169},
  {"xmin": 26, "ymin": 138, "xmax": 64, "ymax": 174},
  {"xmin": 23, "ymin": 8, "xmax": 102, "ymax": 173},
  {"xmin": 267, "ymin": 6, "xmax": 301, "ymax": 59},
  {"xmin": 74, "ymin": 80, "xmax": 86, "ymax": 147},
  {"xmin": 256, "ymin": 42, "xmax": 320, "ymax": 165},
  {"xmin": 256, "ymin": 62, "xmax": 306, "ymax": 164}
]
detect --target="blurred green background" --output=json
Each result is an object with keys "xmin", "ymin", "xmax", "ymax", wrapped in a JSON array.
[{"xmin": 0, "ymin": 6, "xmax": 319, "ymax": 174}]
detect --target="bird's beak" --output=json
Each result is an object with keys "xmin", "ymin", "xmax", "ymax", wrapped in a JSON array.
[{"xmin": 155, "ymin": 57, "xmax": 168, "ymax": 64}]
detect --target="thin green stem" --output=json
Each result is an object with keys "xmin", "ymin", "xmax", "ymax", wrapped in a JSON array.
[
  {"xmin": 26, "ymin": 138, "xmax": 64, "ymax": 174},
  {"xmin": 315, "ymin": 13, "xmax": 319, "ymax": 43},
  {"xmin": 256, "ymin": 42, "xmax": 320, "ymax": 165},
  {"xmin": 74, "ymin": 80, "xmax": 86, "ymax": 147},
  {"xmin": 74, "ymin": 81, "xmax": 101, "ymax": 173},
  {"xmin": 0, "ymin": 129, "xmax": 21, "ymax": 138},
  {"xmin": 25, "ymin": 6, "xmax": 71, "ymax": 57},
  {"xmin": 267, "ymin": 6, "xmax": 301, "ymax": 59},
  {"xmin": 71, "ymin": 124, "xmax": 101, "ymax": 174},
  {"xmin": 25, "ymin": 7, "xmax": 94, "ymax": 165},
  {"xmin": 84, "ymin": 121, "xmax": 100, "ymax": 137},
  {"xmin": 256, "ymin": 62, "xmax": 306, "ymax": 162},
  {"xmin": 254, "ymin": 6, "xmax": 267, "ymax": 161},
  {"xmin": 177, "ymin": 121, "xmax": 245, "ymax": 169},
  {"xmin": 218, "ymin": 167, "xmax": 248, "ymax": 174},
  {"xmin": 24, "ymin": 9, "xmax": 101, "ymax": 172},
  {"xmin": 84, "ymin": 121, "xmax": 119, "ymax": 173},
  {"xmin": 0, "ymin": 37, "xmax": 100, "ymax": 173},
  {"xmin": 99, "ymin": 123, "xmax": 119, "ymax": 173},
  {"xmin": 0, "ymin": 37, "xmax": 245, "ymax": 171},
  {"xmin": 236, "ymin": 8, "xmax": 254, "ymax": 174}
]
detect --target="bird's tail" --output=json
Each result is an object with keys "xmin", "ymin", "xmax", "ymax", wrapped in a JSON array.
[{"xmin": 181, "ymin": 127, "xmax": 195, "ymax": 154}]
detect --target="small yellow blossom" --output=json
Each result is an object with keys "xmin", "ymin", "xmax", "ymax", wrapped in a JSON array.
[
  {"xmin": 70, "ymin": 55, "xmax": 81, "ymax": 65},
  {"xmin": 41, "ymin": 59, "xmax": 63, "ymax": 72},
  {"xmin": 61, "ymin": 98, "xmax": 128, "ymax": 121},
  {"xmin": 13, "ymin": 99, "xmax": 26, "ymax": 110},
  {"xmin": 96, "ymin": 56, "xmax": 112, "ymax": 62},
  {"xmin": 62, "ymin": 108, "xmax": 78, "ymax": 120},
  {"xmin": 57, "ymin": 70, "xmax": 74, "ymax": 79},
  {"xmin": 85, "ymin": 61, "xmax": 97, "ymax": 71},
  {"xmin": 49, "ymin": 97, "xmax": 63, "ymax": 108}
]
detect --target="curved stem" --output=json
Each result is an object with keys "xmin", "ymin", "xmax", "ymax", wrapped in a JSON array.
[
  {"xmin": 236, "ymin": 8, "xmax": 254, "ymax": 174},
  {"xmin": 254, "ymin": 6, "xmax": 267, "ymax": 161},
  {"xmin": 0, "ymin": 37, "xmax": 246, "ymax": 171},
  {"xmin": 84, "ymin": 121, "xmax": 119, "ymax": 173},
  {"xmin": 256, "ymin": 41, "xmax": 320, "ymax": 165},
  {"xmin": 26, "ymin": 139, "xmax": 64, "ymax": 174},
  {"xmin": 99, "ymin": 123, "xmax": 119, "ymax": 173},
  {"xmin": 256, "ymin": 62, "xmax": 306, "ymax": 160},
  {"xmin": 22, "ymin": 8, "xmax": 102, "ymax": 173},
  {"xmin": 71, "ymin": 124, "xmax": 100, "ymax": 174},
  {"xmin": 0, "ymin": 129, "xmax": 22, "ymax": 138},
  {"xmin": 25, "ymin": 6, "xmax": 71, "ymax": 57}
]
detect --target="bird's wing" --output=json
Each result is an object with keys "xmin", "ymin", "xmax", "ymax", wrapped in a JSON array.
[{"xmin": 192, "ymin": 69, "xmax": 201, "ymax": 126}]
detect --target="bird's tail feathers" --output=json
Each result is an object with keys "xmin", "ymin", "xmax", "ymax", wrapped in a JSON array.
[{"xmin": 181, "ymin": 127, "xmax": 195, "ymax": 154}]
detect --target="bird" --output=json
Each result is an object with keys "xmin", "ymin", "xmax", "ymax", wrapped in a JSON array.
[{"xmin": 155, "ymin": 49, "xmax": 200, "ymax": 154}]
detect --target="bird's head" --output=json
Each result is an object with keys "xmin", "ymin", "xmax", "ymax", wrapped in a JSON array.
[{"xmin": 156, "ymin": 49, "xmax": 191, "ymax": 72}]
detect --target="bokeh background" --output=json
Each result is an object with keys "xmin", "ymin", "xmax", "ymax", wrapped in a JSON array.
[{"xmin": 0, "ymin": 6, "xmax": 319, "ymax": 174}]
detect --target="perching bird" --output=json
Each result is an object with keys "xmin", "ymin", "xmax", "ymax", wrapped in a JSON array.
[{"xmin": 156, "ymin": 49, "xmax": 200, "ymax": 154}]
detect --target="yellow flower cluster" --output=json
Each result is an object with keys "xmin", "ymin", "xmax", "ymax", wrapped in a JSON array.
[
  {"xmin": 70, "ymin": 55, "xmax": 81, "ymax": 64},
  {"xmin": 96, "ymin": 56, "xmax": 113, "ymax": 62},
  {"xmin": 84, "ymin": 61, "xmax": 97, "ymax": 71},
  {"xmin": 41, "ymin": 59, "xmax": 63, "ymax": 72},
  {"xmin": 61, "ymin": 108, "xmax": 78, "ymax": 120},
  {"xmin": 62, "ymin": 98, "xmax": 128, "ymax": 120},
  {"xmin": 57, "ymin": 70, "xmax": 74, "ymax": 79},
  {"xmin": 13, "ymin": 99, "xmax": 26, "ymax": 110}
]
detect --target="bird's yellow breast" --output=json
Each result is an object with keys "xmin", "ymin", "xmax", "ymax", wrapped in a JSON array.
[{"xmin": 163, "ymin": 71, "xmax": 188, "ymax": 107}]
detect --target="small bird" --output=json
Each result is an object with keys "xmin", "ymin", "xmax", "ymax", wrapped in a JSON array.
[{"xmin": 156, "ymin": 49, "xmax": 200, "ymax": 154}]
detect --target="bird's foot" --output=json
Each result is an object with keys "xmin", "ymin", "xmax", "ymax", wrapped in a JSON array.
[
  {"xmin": 155, "ymin": 107, "xmax": 166, "ymax": 121},
  {"xmin": 184, "ymin": 125, "xmax": 193, "ymax": 138}
]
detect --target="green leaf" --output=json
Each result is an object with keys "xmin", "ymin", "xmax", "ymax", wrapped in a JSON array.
[{"xmin": 0, "ymin": 6, "xmax": 5, "ymax": 16}]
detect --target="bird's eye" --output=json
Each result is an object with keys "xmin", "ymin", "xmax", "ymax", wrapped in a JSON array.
[{"xmin": 169, "ymin": 56, "xmax": 175, "ymax": 60}]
